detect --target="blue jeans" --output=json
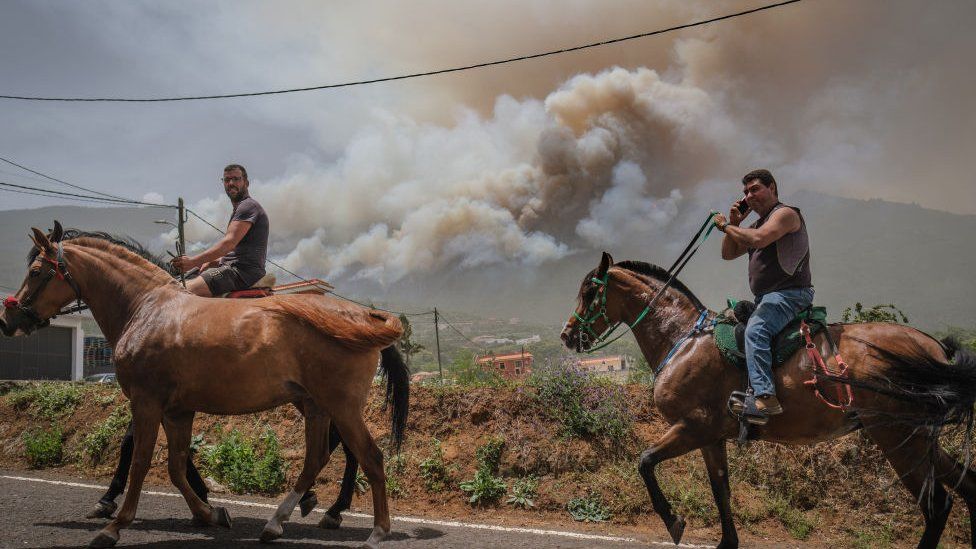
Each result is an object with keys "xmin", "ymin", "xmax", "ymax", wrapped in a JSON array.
[{"xmin": 744, "ymin": 287, "xmax": 815, "ymax": 397}]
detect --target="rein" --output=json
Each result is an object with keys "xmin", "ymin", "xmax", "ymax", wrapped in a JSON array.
[
  {"xmin": 576, "ymin": 212, "xmax": 717, "ymax": 353},
  {"xmin": 3, "ymin": 242, "xmax": 84, "ymax": 330}
]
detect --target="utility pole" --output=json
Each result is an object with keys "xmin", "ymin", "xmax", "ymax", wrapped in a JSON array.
[
  {"xmin": 177, "ymin": 197, "xmax": 187, "ymax": 287},
  {"xmin": 434, "ymin": 307, "xmax": 443, "ymax": 383}
]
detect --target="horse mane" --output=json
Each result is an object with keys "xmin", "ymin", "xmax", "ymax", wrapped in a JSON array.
[
  {"xmin": 29, "ymin": 229, "xmax": 176, "ymax": 276},
  {"xmin": 257, "ymin": 296, "xmax": 404, "ymax": 352},
  {"xmin": 613, "ymin": 260, "xmax": 706, "ymax": 311}
]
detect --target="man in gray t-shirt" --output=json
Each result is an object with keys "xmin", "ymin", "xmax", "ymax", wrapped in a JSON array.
[{"xmin": 170, "ymin": 164, "xmax": 270, "ymax": 296}]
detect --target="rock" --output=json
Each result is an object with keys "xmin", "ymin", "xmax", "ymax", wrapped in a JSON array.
[{"xmin": 205, "ymin": 476, "xmax": 227, "ymax": 493}]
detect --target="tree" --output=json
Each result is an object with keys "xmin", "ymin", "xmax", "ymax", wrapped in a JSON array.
[
  {"xmin": 842, "ymin": 303, "xmax": 909, "ymax": 324},
  {"xmin": 397, "ymin": 314, "xmax": 426, "ymax": 369}
]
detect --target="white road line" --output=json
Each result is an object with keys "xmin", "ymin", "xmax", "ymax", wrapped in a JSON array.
[{"xmin": 1, "ymin": 474, "xmax": 711, "ymax": 548}]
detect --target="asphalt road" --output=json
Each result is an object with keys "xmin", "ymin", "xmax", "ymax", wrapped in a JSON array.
[{"xmin": 0, "ymin": 471, "xmax": 702, "ymax": 549}]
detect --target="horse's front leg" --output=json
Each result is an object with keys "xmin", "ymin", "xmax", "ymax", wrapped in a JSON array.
[
  {"xmin": 260, "ymin": 411, "xmax": 329, "ymax": 542},
  {"xmin": 638, "ymin": 422, "xmax": 703, "ymax": 546}
]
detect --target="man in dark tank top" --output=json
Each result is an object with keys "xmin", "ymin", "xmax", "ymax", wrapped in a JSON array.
[{"xmin": 712, "ymin": 169, "xmax": 814, "ymax": 423}]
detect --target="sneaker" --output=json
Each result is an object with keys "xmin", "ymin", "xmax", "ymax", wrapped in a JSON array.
[{"xmin": 755, "ymin": 395, "xmax": 783, "ymax": 415}]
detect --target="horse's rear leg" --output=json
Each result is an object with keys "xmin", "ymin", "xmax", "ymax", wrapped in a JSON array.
[
  {"xmin": 260, "ymin": 412, "xmax": 330, "ymax": 542},
  {"xmin": 331, "ymin": 414, "xmax": 388, "ymax": 549},
  {"xmin": 161, "ymin": 412, "xmax": 229, "ymax": 527},
  {"xmin": 932, "ymin": 444, "xmax": 976, "ymax": 546},
  {"xmin": 701, "ymin": 441, "xmax": 738, "ymax": 549},
  {"xmin": 864, "ymin": 420, "xmax": 953, "ymax": 549},
  {"xmin": 88, "ymin": 401, "xmax": 162, "ymax": 548},
  {"xmin": 320, "ymin": 425, "xmax": 359, "ymax": 529},
  {"xmin": 638, "ymin": 422, "xmax": 704, "ymax": 545}
]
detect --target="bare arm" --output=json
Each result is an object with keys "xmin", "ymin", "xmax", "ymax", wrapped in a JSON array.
[
  {"xmin": 721, "ymin": 207, "xmax": 800, "ymax": 251},
  {"xmin": 170, "ymin": 220, "xmax": 252, "ymax": 272}
]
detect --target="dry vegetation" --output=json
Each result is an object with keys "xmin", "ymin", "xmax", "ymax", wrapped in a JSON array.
[{"xmin": 0, "ymin": 379, "xmax": 971, "ymax": 547}]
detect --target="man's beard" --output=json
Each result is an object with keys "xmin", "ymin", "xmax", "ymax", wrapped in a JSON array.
[{"xmin": 226, "ymin": 188, "xmax": 248, "ymax": 202}]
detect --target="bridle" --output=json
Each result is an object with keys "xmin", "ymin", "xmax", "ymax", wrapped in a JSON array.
[
  {"xmin": 569, "ymin": 212, "xmax": 718, "ymax": 353},
  {"xmin": 3, "ymin": 242, "xmax": 83, "ymax": 331}
]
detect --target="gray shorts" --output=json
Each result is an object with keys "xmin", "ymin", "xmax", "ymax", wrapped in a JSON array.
[{"xmin": 198, "ymin": 265, "xmax": 248, "ymax": 295}]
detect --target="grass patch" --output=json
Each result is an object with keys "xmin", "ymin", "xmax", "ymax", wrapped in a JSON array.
[
  {"xmin": 201, "ymin": 427, "xmax": 288, "ymax": 494},
  {"xmin": 8, "ymin": 383, "xmax": 82, "ymax": 419},
  {"xmin": 766, "ymin": 493, "xmax": 815, "ymax": 540},
  {"xmin": 81, "ymin": 405, "xmax": 130, "ymax": 465},
  {"xmin": 506, "ymin": 475, "xmax": 539, "ymax": 509},
  {"xmin": 419, "ymin": 438, "xmax": 452, "ymax": 492},
  {"xmin": 23, "ymin": 424, "xmax": 63, "ymax": 467}
]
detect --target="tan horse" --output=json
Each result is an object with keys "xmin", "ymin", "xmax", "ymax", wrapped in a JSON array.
[
  {"xmin": 0, "ymin": 224, "xmax": 408, "ymax": 549},
  {"xmin": 561, "ymin": 252, "xmax": 976, "ymax": 549}
]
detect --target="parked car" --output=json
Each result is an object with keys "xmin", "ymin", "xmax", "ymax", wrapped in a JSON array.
[{"xmin": 83, "ymin": 373, "xmax": 117, "ymax": 384}]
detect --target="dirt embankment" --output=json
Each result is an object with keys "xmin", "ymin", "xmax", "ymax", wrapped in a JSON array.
[{"xmin": 0, "ymin": 381, "xmax": 971, "ymax": 548}]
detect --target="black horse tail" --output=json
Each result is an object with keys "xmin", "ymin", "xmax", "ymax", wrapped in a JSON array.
[
  {"xmin": 379, "ymin": 345, "xmax": 410, "ymax": 453},
  {"xmin": 819, "ymin": 336, "xmax": 976, "ymax": 436}
]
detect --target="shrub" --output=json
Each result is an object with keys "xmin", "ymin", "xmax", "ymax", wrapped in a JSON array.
[
  {"xmin": 842, "ymin": 303, "xmax": 908, "ymax": 324},
  {"xmin": 419, "ymin": 438, "xmax": 452, "ymax": 492},
  {"xmin": 567, "ymin": 493, "xmax": 612, "ymax": 522},
  {"xmin": 506, "ymin": 476, "xmax": 538, "ymax": 509},
  {"xmin": 448, "ymin": 349, "xmax": 504, "ymax": 386},
  {"xmin": 475, "ymin": 436, "xmax": 505, "ymax": 475},
  {"xmin": 81, "ymin": 405, "xmax": 131, "ymax": 465},
  {"xmin": 23, "ymin": 424, "xmax": 63, "ymax": 467},
  {"xmin": 202, "ymin": 427, "xmax": 287, "ymax": 494},
  {"xmin": 529, "ymin": 359, "xmax": 631, "ymax": 444},
  {"xmin": 459, "ymin": 468, "xmax": 507, "ymax": 505},
  {"xmin": 8, "ymin": 383, "xmax": 82, "ymax": 419}
]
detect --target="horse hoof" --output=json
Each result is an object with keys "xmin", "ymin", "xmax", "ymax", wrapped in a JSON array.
[
  {"xmin": 318, "ymin": 513, "xmax": 342, "ymax": 529},
  {"xmin": 88, "ymin": 530, "xmax": 119, "ymax": 548},
  {"xmin": 211, "ymin": 506, "xmax": 233, "ymax": 528},
  {"xmin": 299, "ymin": 492, "xmax": 318, "ymax": 517},
  {"xmin": 668, "ymin": 515, "xmax": 686, "ymax": 545},
  {"xmin": 86, "ymin": 500, "xmax": 117, "ymax": 519},
  {"xmin": 362, "ymin": 525, "xmax": 389, "ymax": 549},
  {"xmin": 259, "ymin": 526, "xmax": 282, "ymax": 543}
]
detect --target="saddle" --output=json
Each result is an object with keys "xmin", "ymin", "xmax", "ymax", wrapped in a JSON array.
[
  {"xmin": 713, "ymin": 300, "xmax": 828, "ymax": 370},
  {"xmin": 221, "ymin": 273, "xmax": 276, "ymax": 299}
]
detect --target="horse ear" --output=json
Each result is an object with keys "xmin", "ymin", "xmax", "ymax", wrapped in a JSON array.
[
  {"xmin": 597, "ymin": 251, "xmax": 613, "ymax": 276},
  {"xmin": 30, "ymin": 227, "xmax": 53, "ymax": 253},
  {"xmin": 50, "ymin": 220, "xmax": 64, "ymax": 243}
]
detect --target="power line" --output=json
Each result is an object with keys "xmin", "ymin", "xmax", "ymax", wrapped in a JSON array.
[
  {"xmin": 437, "ymin": 312, "xmax": 486, "ymax": 350},
  {"xmin": 0, "ymin": 155, "xmax": 137, "ymax": 201},
  {"xmin": 185, "ymin": 207, "xmax": 434, "ymax": 317},
  {"xmin": 0, "ymin": 1, "xmax": 803, "ymax": 103},
  {"xmin": 0, "ymin": 180, "xmax": 172, "ymax": 208},
  {"xmin": 0, "ymin": 185, "xmax": 154, "ymax": 206}
]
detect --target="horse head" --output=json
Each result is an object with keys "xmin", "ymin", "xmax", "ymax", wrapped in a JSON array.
[
  {"xmin": 561, "ymin": 251, "xmax": 629, "ymax": 352},
  {"xmin": 1, "ymin": 221, "xmax": 79, "ymax": 336}
]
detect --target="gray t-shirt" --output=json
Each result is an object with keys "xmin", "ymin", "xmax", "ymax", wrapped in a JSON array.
[{"xmin": 220, "ymin": 196, "xmax": 268, "ymax": 285}]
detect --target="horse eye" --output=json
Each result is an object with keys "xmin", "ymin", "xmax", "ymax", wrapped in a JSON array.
[{"xmin": 29, "ymin": 269, "xmax": 40, "ymax": 278}]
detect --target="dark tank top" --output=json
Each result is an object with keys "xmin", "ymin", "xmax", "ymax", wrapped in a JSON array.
[{"xmin": 747, "ymin": 202, "xmax": 812, "ymax": 296}]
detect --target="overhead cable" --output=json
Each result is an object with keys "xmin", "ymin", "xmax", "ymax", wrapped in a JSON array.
[
  {"xmin": 0, "ymin": 180, "xmax": 173, "ymax": 207},
  {"xmin": 0, "ymin": 155, "xmax": 138, "ymax": 201},
  {"xmin": 0, "ymin": 0, "xmax": 802, "ymax": 103}
]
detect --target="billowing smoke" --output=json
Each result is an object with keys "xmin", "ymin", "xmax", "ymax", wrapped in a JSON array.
[
  {"xmin": 178, "ymin": 65, "xmax": 738, "ymax": 283},
  {"xmin": 170, "ymin": 0, "xmax": 975, "ymax": 291}
]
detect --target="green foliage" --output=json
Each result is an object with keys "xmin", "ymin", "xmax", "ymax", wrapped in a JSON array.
[
  {"xmin": 353, "ymin": 471, "xmax": 369, "ymax": 495},
  {"xmin": 567, "ymin": 493, "xmax": 612, "ymax": 522},
  {"xmin": 506, "ymin": 476, "xmax": 538, "ymax": 509},
  {"xmin": 938, "ymin": 326, "xmax": 976, "ymax": 352},
  {"xmin": 201, "ymin": 427, "xmax": 288, "ymax": 494},
  {"xmin": 385, "ymin": 453, "xmax": 406, "ymax": 498},
  {"xmin": 459, "ymin": 468, "xmax": 507, "ymax": 505},
  {"xmin": 8, "ymin": 383, "xmax": 82, "ymax": 419},
  {"xmin": 448, "ymin": 349, "xmax": 503, "ymax": 386},
  {"xmin": 23, "ymin": 424, "xmax": 63, "ymax": 467},
  {"xmin": 529, "ymin": 360, "xmax": 631, "ymax": 444},
  {"xmin": 767, "ymin": 494, "xmax": 815, "ymax": 540},
  {"xmin": 81, "ymin": 405, "xmax": 130, "ymax": 465},
  {"xmin": 419, "ymin": 438, "xmax": 452, "ymax": 492},
  {"xmin": 475, "ymin": 436, "xmax": 505, "ymax": 475},
  {"xmin": 842, "ymin": 302, "xmax": 908, "ymax": 324}
]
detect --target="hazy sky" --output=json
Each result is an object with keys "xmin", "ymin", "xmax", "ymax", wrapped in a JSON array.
[{"xmin": 1, "ymin": 0, "xmax": 974, "ymax": 285}]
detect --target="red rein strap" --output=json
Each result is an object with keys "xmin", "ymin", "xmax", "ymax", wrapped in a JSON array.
[{"xmin": 800, "ymin": 320, "xmax": 854, "ymax": 410}]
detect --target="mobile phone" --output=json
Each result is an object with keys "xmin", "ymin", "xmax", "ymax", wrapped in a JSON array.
[{"xmin": 736, "ymin": 201, "xmax": 749, "ymax": 214}]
